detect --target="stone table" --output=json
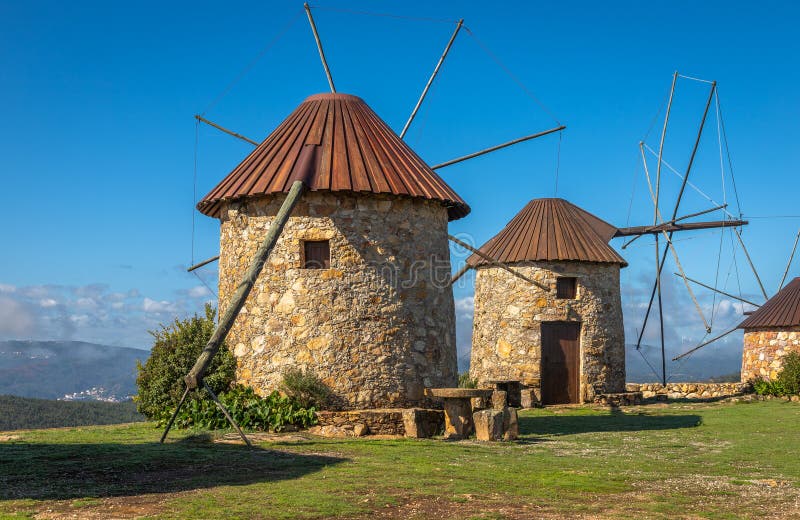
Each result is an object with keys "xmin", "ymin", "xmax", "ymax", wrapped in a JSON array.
[{"xmin": 425, "ymin": 388, "xmax": 493, "ymax": 439}]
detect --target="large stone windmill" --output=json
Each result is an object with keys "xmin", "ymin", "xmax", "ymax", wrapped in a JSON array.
[{"xmin": 196, "ymin": 92, "xmax": 470, "ymax": 410}]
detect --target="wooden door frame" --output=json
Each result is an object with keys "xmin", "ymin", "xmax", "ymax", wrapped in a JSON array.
[{"xmin": 540, "ymin": 321, "xmax": 582, "ymax": 405}]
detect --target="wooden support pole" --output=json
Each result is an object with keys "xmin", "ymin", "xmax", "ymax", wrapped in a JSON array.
[
  {"xmin": 431, "ymin": 126, "xmax": 565, "ymax": 170},
  {"xmin": 778, "ymin": 229, "xmax": 800, "ymax": 292},
  {"xmin": 636, "ymin": 81, "xmax": 717, "ymax": 351},
  {"xmin": 160, "ymin": 387, "xmax": 189, "ymax": 443},
  {"xmin": 448, "ymin": 263, "xmax": 471, "ymax": 286},
  {"xmin": 675, "ymin": 273, "xmax": 761, "ymax": 308},
  {"xmin": 195, "ymin": 115, "xmax": 259, "ymax": 146},
  {"xmin": 733, "ymin": 228, "xmax": 769, "ymax": 301},
  {"xmin": 304, "ymin": 3, "xmax": 336, "ymax": 93},
  {"xmin": 203, "ymin": 381, "xmax": 252, "ymax": 448},
  {"xmin": 655, "ymin": 71, "xmax": 679, "ymax": 226},
  {"xmin": 656, "ymin": 234, "xmax": 666, "ymax": 385},
  {"xmin": 615, "ymin": 218, "xmax": 747, "ymax": 238},
  {"xmin": 184, "ymin": 180, "xmax": 307, "ymax": 390},
  {"xmin": 661, "ymin": 230, "xmax": 711, "ymax": 332},
  {"xmin": 448, "ymin": 235, "xmax": 548, "ymax": 291},
  {"xmin": 400, "ymin": 19, "xmax": 463, "ymax": 139},
  {"xmin": 672, "ymin": 326, "xmax": 739, "ymax": 361},
  {"xmin": 187, "ymin": 255, "xmax": 220, "ymax": 273}
]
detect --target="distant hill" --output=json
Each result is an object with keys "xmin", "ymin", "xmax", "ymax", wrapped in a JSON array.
[
  {"xmin": 0, "ymin": 394, "xmax": 143, "ymax": 431},
  {"xmin": 0, "ymin": 340, "xmax": 148, "ymax": 401},
  {"xmin": 626, "ymin": 344, "xmax": 741, "ymax": 383}
]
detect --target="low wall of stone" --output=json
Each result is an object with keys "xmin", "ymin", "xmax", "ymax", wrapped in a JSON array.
[
  {"xmin": 625, "ymin": 382, "xmax": 750, "ymax": 399},
  {"xmin": 313, "ymin": 408, "xmax": 443, "ymax": 437}
]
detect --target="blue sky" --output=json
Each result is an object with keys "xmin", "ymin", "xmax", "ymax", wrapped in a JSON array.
[{"xmin": 1, "ymin": 1, "xmax": 798, "ymax": 378}]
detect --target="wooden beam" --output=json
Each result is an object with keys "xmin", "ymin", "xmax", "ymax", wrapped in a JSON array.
[
  {"xmin": 304, "ymin": 3, "xmax": 336, "ymax": 93},
  {"xmin": 448, "ymin": 235, "xmax": 548, "ymax": 291},
  {"xmin": 187, "ymin": 255, "xmax": 220, "ymax": 273},
  {"xmin": 195, "ymin": 115, "xmax": 259, "ymax": 146},
  {"xmin": 184, "ymin": 180, "xmax": 307, "ymax": 390},
  {"xmin": 672, "ymin": 326, "xmax": 739, "ymax": 361},
  {"xmin": 675, "ymin": 273, "xmax": 761, "ymax": 308},
  {"xmin": 400, "ymin": 19, "xmax": 463, "ymax": 139},
  {"xmin": 431, "ymin": 126, "xmax": 565, "ymax": 170},
  {"xmin": 615, "ymin": 219, "xmax": 747, "ymax": 237}
]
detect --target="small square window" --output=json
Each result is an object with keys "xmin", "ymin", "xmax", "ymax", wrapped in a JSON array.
[
  {"xmin": 556, "ymin": 277, "xmax": 577, "ymax": 299},
  {"xmin": 303, "ymin": 240, "xmax": 330, "ymax": 269}
]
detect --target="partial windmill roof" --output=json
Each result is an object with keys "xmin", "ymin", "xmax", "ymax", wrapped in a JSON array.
[
  {"xmin": 197, "ymin": 93, "xmax": 470, "ymax": 221},
  {"xmin": 739, "ymin": 277, "xmax": 800, "ymax": 329},
  {"xmin": 468, "ymin": 198, "xmax": 628, "ymax": 267}
]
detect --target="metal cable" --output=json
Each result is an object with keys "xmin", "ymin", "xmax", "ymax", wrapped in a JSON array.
[
  {"xmin": 715, "ymin": 93, "xmax": 743, "ymax": 217},
  {"xmin": 201, "ymin": 10, "xmax": 305, "ymax": 116},
  {"xmin": 309, "ymin": 5, "xmax": 460, "ymax": 24},
  {"xmin": 463, "ymin": 26, "xmax": 562, "ymax": 126}
]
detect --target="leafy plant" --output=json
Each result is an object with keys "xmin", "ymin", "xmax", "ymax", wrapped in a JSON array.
[
  {"xmin": 172, "ymin": 385, "xmax": 317, "ymax": 431},
  {"xmin": 777, "ymin": 352, "xmax": 800, "ymax": 395},
  {"xmin": 752, "ymin": 378, "xmax": 787, "ymax": 396},
  {"xmin": 752, "ymin": 352, "xmax": 800, "ymax": 396},
  {"xmin": 280, "ymin": 368, "xmax": 331, "ymax": 409},
  {"xmin": 458, "ymin": 372, "xmax": 478, "ymax": 389},
  {"xmin": 135, "ymin": 304, "xmax": 236, "ymax": 421}
]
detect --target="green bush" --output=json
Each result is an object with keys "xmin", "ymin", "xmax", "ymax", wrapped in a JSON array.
[
  {"xmin": 752, "ymin": 352, "xmax": 800, "ymax": 397},
  {"xmin": 280, "ymin": 368, "xmax": 331, "ymax": 409},
  {"xmin": 458, "ymin": 372, "xmax": 477, "ymax": 389},
  {"xmin": 173, "ymin": 385, "xmax": 317, "ymax": 431},
  {"xmin": 777, "ymin": 352, "xmax": 800, "ymax": 395},
  {"xmin": 135, "ymin": 304, "xmax": 236, "ymax": 421},
  {"xmin": 752, "ymin": 378, "xmax": 787, "ymax": 396}
]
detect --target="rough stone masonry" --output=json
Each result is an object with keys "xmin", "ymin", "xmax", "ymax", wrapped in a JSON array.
[
  {"xmin": 741, "ymin": 329, "xmax": 800, "ymax": 381},
  {"xmin": 218, "ymin": 191, "xmax": 458, "ymax": 410}
]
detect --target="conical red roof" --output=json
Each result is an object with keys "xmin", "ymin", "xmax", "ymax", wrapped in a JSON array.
[
  {"xmin": 197, "ymin": 93, "xmax": 470, "ymax": 220},
  {"xmin": 739, "ymin": 277, "xmax": 800, "ymax": 329},
  {"xmin": 468, "ymin": 198, "xmax": 627, "ymax": 267}
]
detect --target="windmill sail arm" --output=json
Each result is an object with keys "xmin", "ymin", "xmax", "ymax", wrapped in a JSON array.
[{"xmin": 614, "ymin": 219, "xmax": 747, "ymax": 237}]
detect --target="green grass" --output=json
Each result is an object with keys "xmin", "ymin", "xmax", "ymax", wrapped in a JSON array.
[{"xmin": 1, "ymin": 400, "xmax": 799, "ymax": 519}]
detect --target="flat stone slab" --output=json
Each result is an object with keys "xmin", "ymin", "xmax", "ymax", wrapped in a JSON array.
[{"xmin": 425, "ymin": 388, "xmax": 493, "ymax": 399}]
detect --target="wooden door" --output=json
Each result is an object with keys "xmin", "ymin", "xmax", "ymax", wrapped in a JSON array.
[{"xmin": 540, "ymin": 321, "xmax": 581, "ymax": 405}]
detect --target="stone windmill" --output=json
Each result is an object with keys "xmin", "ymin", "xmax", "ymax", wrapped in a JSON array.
[{"xmin": 196, "ymin": 92, "xmax": 470, "ymax": 411}]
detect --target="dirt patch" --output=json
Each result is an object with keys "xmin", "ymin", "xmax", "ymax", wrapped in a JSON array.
[
  {"xmin": 0, "ymin": 434, "xmax": 20, "ymax": 441},
  {"xmin": 32, "ymin": 492, "xmax": 190, "ymax": 520}
]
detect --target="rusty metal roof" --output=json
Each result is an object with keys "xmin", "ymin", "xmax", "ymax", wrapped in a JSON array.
[
  {"xmin": 467, "ymin": 198, "xmax": 628, "ymax": 267},
  {"xmin": 739, "ymin": 277, "xmax": 800, "ymax": 329},
  {"xmin": 197, "ymin": 93, "xmax": 470, "ymax": 221}
]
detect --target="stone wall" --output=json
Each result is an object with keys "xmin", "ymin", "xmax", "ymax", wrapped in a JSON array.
[
  {"xmin": 741, "ymin": 328, "xmax": 800, "ymax": 381},
  {"xmin": 313, "ymin": 408, "xmax": 444, "ymax": 437},
  {"xmin": 625, "ymin": 382, "xmax": 749, "ymax": 399},
  {"xmin": 218, "ymin": 191, "xmax": 458, "ymax": 410},
  {"xmin": 469, "ymin": 261, "xmax": 625, "ymax": 402}
]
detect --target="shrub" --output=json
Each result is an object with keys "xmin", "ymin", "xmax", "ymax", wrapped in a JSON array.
[
  {"xmin": 174, "ymin": 385, "xmax": 317, "ymax": 431},
  {"xmin": 777, "ymin": 352, "xmax": 800, "ymax": 395},
  {"xmin": 458, "ymin": 372, "xmax": 477, "ymax": 389},
  {"xmin": 751, "ymin": 352, "xmax": 800, "ymax": 397},
  {"xmin": 280, "ymin": 368, "xmax": 331, "ymax": 409},
  {"xmin": 135, "ymin": 304, "xmax": 236, "ymax": 421}
]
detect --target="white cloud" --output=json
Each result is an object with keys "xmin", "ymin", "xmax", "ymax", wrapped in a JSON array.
[
  {"xmin": 188, "ymin": 285, "xmax": 211, "ymax": 298},
  {"xmin": 0, "ymin": 296, "xmax": 35, "ymax": 336},
  {"xmin": 39, "ymin": 298, "xmax": 58, "ymax": 308},
  {"xmin": 0, "ymin": 284, "xmax": 15, "ymax": 293},
  {"xmin": 454, "ymin": 296, "xmax": 474, "ymax": 319},
  {"xmin": 143, "ymin": 297, "xmax": 177, "ymax": 314}
]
